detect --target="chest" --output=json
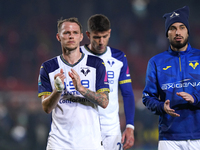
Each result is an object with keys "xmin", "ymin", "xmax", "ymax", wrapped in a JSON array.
[
  {"xmin": 156, "ymin": 55, "xmax": 200, "ymax": 90},
  {"xmin": 102, "ymin": 57, "xmax": 123, "ymax": 81}
]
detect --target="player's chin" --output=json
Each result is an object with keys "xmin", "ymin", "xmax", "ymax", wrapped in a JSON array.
[
  {"xmin": 97, "ymin": 47, "xmax": 106, "ymax": 53},
  {"xmin": 65, "ymin": 45, "xmax": 78, "ymax": 51}
]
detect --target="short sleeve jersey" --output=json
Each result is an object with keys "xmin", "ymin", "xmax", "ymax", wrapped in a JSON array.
[
  {"xmin": 38, "ymin": 53, "xmax": 109, "ymax": 149},
  {"xmin": 81, "ymin": 45, "xmax": 132, "ymax": 135}
]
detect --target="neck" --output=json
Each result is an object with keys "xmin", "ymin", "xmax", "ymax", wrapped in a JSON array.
[
  {"xmin": 62, "ymin": 48, "xmax": 82, "ymax": 65},
  {"xmin": 88, "ymin": 44, "xmax": 92, "ymax": 51}
]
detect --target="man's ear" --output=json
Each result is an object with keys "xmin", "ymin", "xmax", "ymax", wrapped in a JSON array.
[
  {"xmin": 56, "ymin": 33, "xmax": 61, "ymax": 41},
  {"xmin": 108, "ymin": 29, "xmax": 111, "ymax": 38},
  {"xmin": 108, "ymin": 29, "xmax": 111, "ymax": 34},
  {"xmin": 86, "ymin": 31, "xmax": 90, "ymax": 39}
]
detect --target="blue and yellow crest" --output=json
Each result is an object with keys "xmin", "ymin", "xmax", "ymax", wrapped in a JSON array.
[{"xmin": 189, "ymin": 61, "xmax": 199, "ymax": 69}]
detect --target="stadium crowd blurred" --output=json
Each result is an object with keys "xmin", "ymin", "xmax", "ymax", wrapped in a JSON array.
[{"xmin": 0, "ymin": 0, "xmax": 200, "ymax": 149}]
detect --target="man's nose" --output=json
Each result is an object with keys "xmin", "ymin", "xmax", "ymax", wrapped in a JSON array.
[{"xmin": 99, "ymin": 37, "xmax": 104, "ymax": 44}]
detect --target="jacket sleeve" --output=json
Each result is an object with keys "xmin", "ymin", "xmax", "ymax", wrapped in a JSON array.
[
  {"xmin": 142, "ymin": 60, "xmax": 165, "ymax": 115},
  {"xmin": 191, "ymin": 93, "xmax": 200, "ymax": 108}
]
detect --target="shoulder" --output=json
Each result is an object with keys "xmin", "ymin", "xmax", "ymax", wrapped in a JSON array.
[
  {"xmin": 109, "ymin": 47, "xmax": 125, "ymax": 56},
  {"xmin": 149, "ymin": 50, "xmax": 168, "ymax": 62},
  {"xmin": 80, "ymin": 45, "xmax": 85, "ymax": 52},
  {"xmin": 84, "ymin": 54, "xmax": 105, "ymax": 70},
  {"xmin": 191, "ymin": 47, "xmax": 200, "ymax": 54},
  {"xmin": 86, "ymin": 54, "xmax": 104, "ymax": 66},
  {"xmin": 41, "ymin": 56, "xmax": 59, "ymax": 73},
  {"xmin": 109, "ymin": 47, "xmax": 126, "ymax": 61}
]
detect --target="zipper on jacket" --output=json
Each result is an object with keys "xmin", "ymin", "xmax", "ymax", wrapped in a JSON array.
[{"xmin": 178, "ymin": 53, "xmax": 181, "ymax": 72}]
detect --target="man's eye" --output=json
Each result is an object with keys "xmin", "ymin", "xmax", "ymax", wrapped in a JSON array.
[
  {"xmin": 180, "ymin": 26, "xmax": 185, "ymax": 29},
  {"xmin": 170, "ymin": 27, "xmax": 175, "ymax": 30}
]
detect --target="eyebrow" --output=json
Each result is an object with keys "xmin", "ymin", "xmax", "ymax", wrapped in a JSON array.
[{"xmin": 170, "ymin": 24, "xmax": 185, "ymax": 28}]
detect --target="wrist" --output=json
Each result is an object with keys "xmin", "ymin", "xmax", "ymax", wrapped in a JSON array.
[
  {"xmin": 77, "ymin": 84, "xmax": 86, "ymax": 94},
  {"xmin": 126, "ymin": 124, "xmax": 135, "ymax": 130},
  {"xmin": 54, "ymin": 76, "xmax": 64, "ymax": 92}
]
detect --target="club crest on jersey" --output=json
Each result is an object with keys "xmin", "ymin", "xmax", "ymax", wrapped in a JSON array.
[
  {"xmin": 107, "ymin": 60, "xmax": 115, "ymax": 67},
  {"xmin": 81, "ymin": 67, "xmax": 90, "ymax": 76},
  {"xmin": 189, "ymin": 60, "xmax": 199, "ymax": 69}
]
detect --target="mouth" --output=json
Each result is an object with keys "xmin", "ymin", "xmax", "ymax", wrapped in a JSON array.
[
  {"xmin": 97, "ymin": 45, "xmax": 105, "ymax": 50},
  {"xmin": 174, "ymin": 37, "xmax": 182, "ymax": 42},
  {"xmin": 68, "ymin": 41, "xmax": 75, "ymax": 44}
]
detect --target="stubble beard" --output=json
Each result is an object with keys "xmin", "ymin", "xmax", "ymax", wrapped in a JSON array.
[{"xmin": 64, "ymin": 46, "xmax": 78, "ymax": 52}]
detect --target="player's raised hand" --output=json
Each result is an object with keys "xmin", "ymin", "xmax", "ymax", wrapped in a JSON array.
[
  {"xmin": 68, "ymin": 69, "xmax": 82, "ymax": 91},
  {"xmin": 176, "ymin": 92, "xmax": 194, "ymax": 103},
  {"xmin": 54, "ymin": 69, "xmax": 66, "ymax": 92},
  {"xmin": 164, "ymin": 100, "xmax": 180, "ymax": 117},
  {"xmin": 54, "ymin": 69, "xmax": 66, "ymax": 81}
]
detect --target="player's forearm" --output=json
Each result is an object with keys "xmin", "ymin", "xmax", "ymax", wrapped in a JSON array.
[
  {"xmin": 41, "ymin": 90, "xmax": 62, "ymax": 114},
  {"xmin": 78, "ymin": 86, "xmax": 109, "ymax": 108}
]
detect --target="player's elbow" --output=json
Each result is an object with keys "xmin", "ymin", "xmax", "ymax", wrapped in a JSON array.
[
  {"xmin": 43, "ymin": 108, "xmax": 52, "ymax": 114},
  {"xmin": 42, "ymin": 105, "xmax": 52, "ymax": 114},
  {"xmin": 100, "ymin": 91, "xmax": 109, "ymax": 108},
  {"xmin": 102, "ymin": 104, "xmax": 108, "ymax": 109}
]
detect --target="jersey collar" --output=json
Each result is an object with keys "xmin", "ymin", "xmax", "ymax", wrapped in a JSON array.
[
  {"xmin": 168, "ymin": 43, "xmax": 192, "ymax": 56},
  {"xmin": 60, "ymin": 50, "xmax": 85, "ymax": 67},
  {"xmin": 84, "ymin": 44, "xmax": 107, "ymax": 56}
]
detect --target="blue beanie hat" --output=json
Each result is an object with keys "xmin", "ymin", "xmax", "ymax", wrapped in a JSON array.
[{"xmin": 163, "ymin": 6, "xmax": 190, "ymax": 37}]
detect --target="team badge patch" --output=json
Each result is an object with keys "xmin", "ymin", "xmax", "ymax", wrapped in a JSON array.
[
  {"xmin": 81, "ymin": 67, "xmax": 90, "ymax": 76},
  {"xmin": 189, "ymin": 61, "xmax": 199, "ymax": 69},
  {"xmin": 107, "ymin": 59, "xmax": 115, "ymax": 67}
]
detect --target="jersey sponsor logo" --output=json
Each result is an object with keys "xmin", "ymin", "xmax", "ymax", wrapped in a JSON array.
[
  {"xmin": 189, "ymin": 60, "xmax": 199, "ymax": 69},
  {"xmin": 163, "ymin": 66, "xmax": 171, "ymax": 70},
  {"xmin": 81, "ymin": 67, "xmax": 90, "ymax": 76},
  {"xmin": 62, "ymin": 90, "xmax": 81, "ymax": 95},
  {"xmin": 161, "ymin": 78, "xmax": 200, "ymax": 90},
  {"xmin": 143, "ymin": 93, "xmax": 149, "ymax": 97},
  {"xmin": 107, "ymin": 60, "xmax": 115, "ymax": 67},
  {"xmin": 107, "ymin": 71, "xmax": 114, "ymax": 85},
  {"xmin": 59, "ymin": 97, "xmax": 89, "ymax": 104},
  {"xmin": 59, "ymin": 90, "xmax": 89, "ymax": 104}
]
